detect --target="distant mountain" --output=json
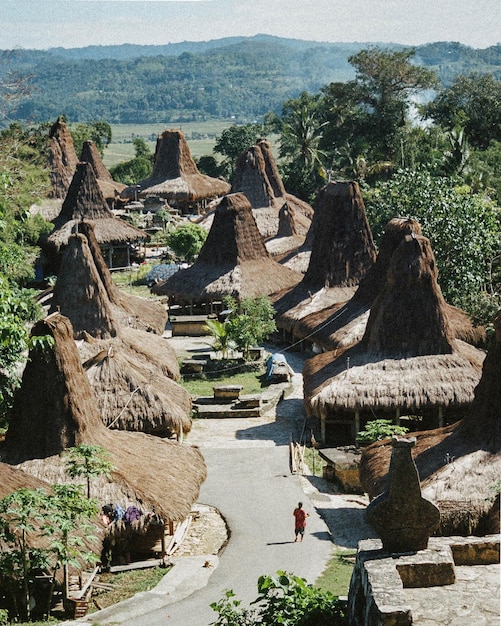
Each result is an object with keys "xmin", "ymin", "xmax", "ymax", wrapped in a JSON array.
[{"xmin": 2, "ymin": 36, "xmax": 500, "ymax": 125}]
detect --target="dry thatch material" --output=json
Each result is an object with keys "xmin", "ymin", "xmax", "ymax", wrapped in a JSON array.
[
  {"xmin": 51, "ymin": 233, "xmax": 119, "ymax": 340},
  {"xmin": 76, "ymin": 220, "xmax": 168, "ymax": 336},
  {"xmin": 81, "ymin": 343, "xmax": 191, "ymax": 437},
  {"xmin": 292, "ymin": 216, "xmax": 485, "ymax": 352},
  {"xmin": 265, "ymin": 202, "xmax": 308, "ymax": 259},
  {"xmin": 359, "ymin": 310, "xmax": 501, "ymax": 535},
  {"xmin": 80, "ymin": 140, "xmax": 127, "ymax": 202},
  {"xmin": 123, "ymin": 129, "xmax": 230, "ymax": 207},
  {"xmin": 152, "ymin": 192, "xmax": 302, "ymax": 304},
  {"xmin": 47, "ymin": 117, "xmax": 78, "ymax": 199},
  {"xmin": 49, "ymin": 233, "xmax": 187, "ymax": 434},
  {"xmin": 304, "ymin": 235, "xmax": 485, "ymax": 418},
  {"xmin": 1, "ymin": 314, "xmax": 206, "ymax": 524},
  {"xmin": 47, "ymin": 162, "xmax": 146, "ymax": 252},
  {"xmin": 272, "ymin": 181, "xmax": 376, "ymax": 333},
  {"xmin": 231, "ymin": 140, "xmax": 313, "ymax": 238}
]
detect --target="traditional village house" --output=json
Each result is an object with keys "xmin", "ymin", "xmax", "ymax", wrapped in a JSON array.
[
  {"xmin": 80, "ymin": 140, "xmax": 127, "ymax": 209},
  {"xmin": 360, "ymin": 309, "xmax": 501, "ymax": 536},
  {"xmin": 74, "ymin": 220, "xmax": 168, "ymax": 336},
  {"xmin": 272, "ymin": 180, "xmax": 377, "ymax": 349},
  {"xmin": 47, "ymin": 116, "xmax": 78, "ymax": 199},
  {"xmin": 303, "ymin": 234, "xmax": 485, "ymax": 446},
  {"xmin": 122, "ymin": 129, "xmax": 230, "ymax": 215},
  {"xmin": 296, "ymin": 217, "xmax": 486, "ymax": 353},
  {"xmin": 1, "ymin": 313, "xmax": 206, "ymax": 564},
  {"xmin": 151, "ymin": 192, "xmax": 302, "ymax": 313},
  {"xmin": 230, "ymin": 140, "xmax": 312, "ymax": 239},
  {"xmin": 45, "ymin": 161, "xmax": 146, "ymax": 270},
  {"xmin": 49, "ymin": 231, "xmax": 191, "ymax": 438}
]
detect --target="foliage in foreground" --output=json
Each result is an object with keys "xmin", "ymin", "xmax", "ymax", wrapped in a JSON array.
[
  {"xmin": 210, "ymin": 571, "xmax": 346, "ymax": 625},
  {"xmin": 356, "ymin": 419, "xmax": 409, "ymax": 445}
]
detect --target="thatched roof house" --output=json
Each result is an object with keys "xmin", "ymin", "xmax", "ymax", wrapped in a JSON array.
[
  {"xmin": 1, "ymin": 314, "xmax": 206, "ymax": 526},
  {"xmin": 265, "ymin": 202, "xmax": 311, "ymax": 260},
  {"xmin": 47, "ymin": 116, "xmax": 78, "ymax": 199},
  {"xmin": 272, "ymin": 181, "xmax": 377, "ymax": 342},
  {"xmin": 46, "ymin": 162, "xmax": 146, "ymax": 269},
  {"xmin": 49, "ymin": 233, "xmax": 189, "ymax": 436},
  {"xmin": 303, "ymin": 234, "xmax": 485, "ymax": 446},
  {"xmin": 74, "ymin": 220, "xmax": 168, "ymax": 336},
  {"xmin": 231, "ymin": 140, "xmax": 313, "ymax": 239},
  {"xmin": 122, "ymin": 129, "xmax": 230, "ymax": 214},
  {"xmin": 152, "ymin": 192, "xmax": 302, "ymax": 307},
  {"xmin": 359, "ymin": 310, "xmax": 501, "ymax": 535},
  {"xmin": 294, "ymin": 217, "xmax": 486, "ymax": 353},
  {"xmin": 80, "ymin": 140, "xmax": 127, "ymax": 206}
]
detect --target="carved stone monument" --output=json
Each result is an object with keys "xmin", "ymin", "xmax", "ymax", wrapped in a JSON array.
[{"xmin": 365, "ymin": 436, "xmax": 440, "ymax": 553}]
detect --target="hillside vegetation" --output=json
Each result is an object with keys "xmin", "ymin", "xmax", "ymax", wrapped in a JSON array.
[{"xmin": 3, "ymin": 36, "xmax": 501, "ymax": 124}]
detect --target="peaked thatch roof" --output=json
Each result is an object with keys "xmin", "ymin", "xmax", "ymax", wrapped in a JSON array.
[
  {"xmin": 80, "ymin": 140, "xmax": 127, "ymax": 201},
  {"xmin": 1, "ymin": 314, "xmax": 206, "ymax": 523},
  {"xmin": 294, "ymin": 217, "xmax": 486, "ymax": 351},
  {"xmin": 359, "ymin": 310, "xmax": 501, "ymax": 534},
  {"xmin": 231, "ymin": 140, "xmax": 313, "ymax": 238},
  {"xmin": 265, "ymin": 202, "xmax": 308, "ymax": 259},
  {"xmin": 50, "ymin": 233, "xmax": 119, "ymax": 340},
  {"xmin": 123, "ymin": 129, "xmax": 230, "ymax": 205},
  {"xmin": 47, "ymin": 162, "xmax": 146, "ymax": 251},
  {"xmin": 47, "ymin": 116, "xmax": 78, "ymax": 199},
  {"xmin": 304, "ymin": 235, "xmax": 485, "ymax": 417},
  {"xmin": 76, "ymin": 220, "xmax": 168, "ymax": 336},
  {"xmin": 272, "ymin": 181, "xmax": 377, "ymax": 332},
  {"xmin": 50, "ymin": 228, "xmax": 177, "ymax": 379},
  {"xmin": 152, "ymin": 192, "xmax": 302, "ymax": 303}
]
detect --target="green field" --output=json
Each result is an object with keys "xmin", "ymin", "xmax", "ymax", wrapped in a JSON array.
[{"xmin": 103, "ymin": 120, "xmax": 236, "ymax": 168}]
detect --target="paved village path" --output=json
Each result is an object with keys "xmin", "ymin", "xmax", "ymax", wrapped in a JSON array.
[{"xmin": 75, "ymin": 337, "xmax": 373, "ymax": 626}]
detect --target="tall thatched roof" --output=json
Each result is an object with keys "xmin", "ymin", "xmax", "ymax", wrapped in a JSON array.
[
  {"xmin": 272, "ymin": 181, "xmax": 377, "ymax": 332},
  {"xmin": 231, "ymin": 140, "xmax": 313, "ymax": 239},
  {"xmin": 265, "ymin": 202, "xmax": 308, "ymax": 259},
  {"xmin": 359, "ymin": 310, "xmax": 501, "ymax": 534},
  {"xmin": 1, "ymin": 314, "xmax": 206, "ymax": 523},
  {"xmin": 304, "ymin": 235, "xmax": 485, "ymax": 417},
  {"xmin": 80, "ymin": 140, "xmax": 127, "ymax": 202},
  {"xmin": 76, "ymin": 220, "xmax": 168, "ymax": 336},
  {"xmin": 152, "ymin": 192, "xmax": 302, "ymax": 303},
  {"xmin": 50, "ymin": 228, "xmax": 177, "ymax": 378},
  {"xmin": 47, "ymin": 162, "xmax": 146, "ymax": 252},
  {"xmin": 123, "ymin": 129, "xmax": 230, "ymax": 206},
  {"xmin": 47, "ymin": 116, "xmax": 78, "ymax": 199},
  {"xmin": 48, "ymin": 233, "xmax": 188, "ymax": 434},
  {"xmin": 294, "ymin": 217, "xmax": 485, "ymax": 351}
]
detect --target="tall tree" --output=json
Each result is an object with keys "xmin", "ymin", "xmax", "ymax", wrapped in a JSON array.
[{"xmin": 424, "ymin": 73, "xmax": 501, "ymax": 149}]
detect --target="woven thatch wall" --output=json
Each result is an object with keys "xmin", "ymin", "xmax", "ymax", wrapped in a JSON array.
[{"xmin": 48, "ymin": 117, "xmax": 78, "ymax": 199}]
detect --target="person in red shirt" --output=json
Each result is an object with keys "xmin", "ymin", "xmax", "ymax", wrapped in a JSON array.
[{"xmin": 293, "ymin": 502, "xmax": 309, "ymax": 542}]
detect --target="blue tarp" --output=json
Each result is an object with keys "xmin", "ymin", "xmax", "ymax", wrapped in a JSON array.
[{"xmin": 266, "ymin": 353, "xmax": 289, "ymax": 380}]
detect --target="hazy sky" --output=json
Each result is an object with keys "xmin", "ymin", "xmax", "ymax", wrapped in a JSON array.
[{"xmin": 3, "ymin": 0, "xmax": 501, "ymax": 50}]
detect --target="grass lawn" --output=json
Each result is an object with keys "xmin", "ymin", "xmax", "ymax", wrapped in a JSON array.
[
  {"xmin": 181, "ymin": 368, "xmax": 267, "ymax": 398},
  {"xmin": 88, "ymin": 566, "xmax": 171, "ymax": 613},
  {"xmin": 315, "ymin": 549, "xmax": 357, "ymax": 597}
]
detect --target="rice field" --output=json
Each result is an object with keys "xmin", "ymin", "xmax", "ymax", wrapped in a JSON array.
[{"xmin": 103, "ymin": 120, "xmax": 235, "ymax": 168}]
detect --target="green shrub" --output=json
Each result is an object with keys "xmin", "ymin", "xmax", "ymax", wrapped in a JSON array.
[{"xmin": 356, "ymin": 419, "xmax": 409, "ymax": 445}]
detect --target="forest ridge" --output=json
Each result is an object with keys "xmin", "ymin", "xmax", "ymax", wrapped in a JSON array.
[{"xmin": 3, "ymin": 35, "xmax": 501, "ymax": 125}]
